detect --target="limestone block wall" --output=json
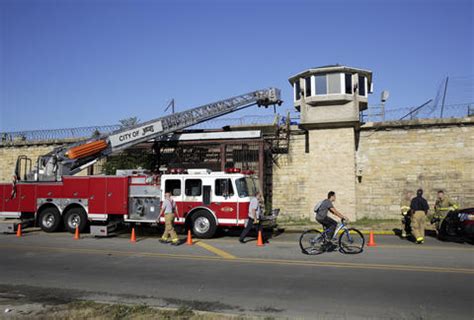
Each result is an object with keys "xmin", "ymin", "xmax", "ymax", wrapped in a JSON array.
[
  {"xmin": 0, "ymin": 142, "xmax": 94, "ymax": 182},
  {"xmin": 356, "ymin": 118, "xmax": 474, "ymax": 219},
  {"xmin": 272, "ymin": 126, "xmax": 357, "ymax": 220}
]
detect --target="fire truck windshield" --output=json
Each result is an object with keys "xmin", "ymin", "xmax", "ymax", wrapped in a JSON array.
[{"xmin": 236, "ymin": 177, "xmax": 260, "ymax": 198}]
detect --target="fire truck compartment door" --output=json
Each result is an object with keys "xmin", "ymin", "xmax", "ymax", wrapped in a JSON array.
[
  {"xmin": 3, "ymin": 184, "xmax": 20, "ymax": 212},
  {"xmin": 105, "ymin": 178, "xmax": 128, "ymax": 214}
]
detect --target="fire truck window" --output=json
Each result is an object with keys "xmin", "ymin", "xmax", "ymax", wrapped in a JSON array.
[
  {"xmin": 165, "ymin": 179, "xmax": 181, "ymax": 196},
  {"xmin": 215, "ymin": 179, "xmax": 234, "ymax": 196},
  {"xmin": 185, "ymin": 179, "xmax": 202, "ymax": 196},
  {"xmin": 236, "ymin": 178, "xmax": 249, "ymax": 197}
]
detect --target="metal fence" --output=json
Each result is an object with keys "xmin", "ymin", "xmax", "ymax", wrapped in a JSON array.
[
  {"xmin": 0, "ymin": 116, "xmax": 280, "ymax": 145},
  {"xmin": 2, "ymin": 102, "xmax": 472, "ymax": 145},
  {"xmin": 0, "ymin": 125, "xmax": 121, "ymax": 145},
  {"xmin": 362, "ymin": 102, "xmax": 473, "ymax": 123}
]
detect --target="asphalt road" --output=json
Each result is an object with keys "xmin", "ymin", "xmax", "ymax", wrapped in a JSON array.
[{"xmin": 0, "ymin": 228, "xmax": 473, "ymax": 319}]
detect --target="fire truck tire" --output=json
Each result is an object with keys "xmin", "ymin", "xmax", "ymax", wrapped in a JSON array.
[
  {"xmin": 63, "ymin": 208, "xmax": 88, "ymax": 233},
  {"xmin": 191, "ymin": 211, "xmax": 217, "ymax": 239},
  {"xmin": 38, "ymin": 207, "xmax": 61, "ymax": 233}
]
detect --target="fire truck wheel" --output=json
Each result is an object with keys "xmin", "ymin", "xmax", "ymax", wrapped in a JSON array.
[
  {"xmin": 63, "ymin": 208, "xmax": 87, "ymax": 233},
  {"xmin": 191, "ymin": 211, "xmax": 217, "ymax": 239},
  {"xmin": 38, "ymin": 207, "xmax": 61, "ymax": 233}
]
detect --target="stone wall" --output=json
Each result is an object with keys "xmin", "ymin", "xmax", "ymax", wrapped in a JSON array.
[
  {"xmin": 271, "ymin": 117, "xmax": 474, "ymax": 221},
  {"xmin": 0, "ymin": 142, "xmax": 92, "ymax": 182},
  {"xmin": 272, "ymin": 127, "xmax": 357, "ymax": 220},
  {"xmin": 356, "ymin": 117, "xmax": 474, "ymax": 219}
]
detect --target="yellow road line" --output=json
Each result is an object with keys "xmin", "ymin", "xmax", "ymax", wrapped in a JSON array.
[
  {"xmin": 196, "ymin": 241, "xmax": 236, "ymax": 259},
  {"xmin": 0, "ymin": 243, "xmax": 472, "ymax": 275}
]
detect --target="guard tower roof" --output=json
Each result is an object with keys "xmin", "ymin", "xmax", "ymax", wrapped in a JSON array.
[{"xmin": 288, "ymin": 64, "xmax": 372, "ymax": 84}]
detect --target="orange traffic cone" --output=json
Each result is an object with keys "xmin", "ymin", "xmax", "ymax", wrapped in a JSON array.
[
  {"xmin": 74, "ymin": 226, "xmax": 80, "ymax": 240},
  {"xmin": 367, "ymin": 231, "xmax": 376, "ymax": 247},
  {"xmin": 130, "ymin": 227, "xmax": 136, "ymax": 243},
  {"xmin": 186, "ymin": 230, "xmax": 193, "ymax": 245},
  {"xmin": 16, "ymin": 224, "xmax": 22, "ymax": 238},
  {"xmin": 256, "ymin": 230, "xmax": 264, "ymax": 247}
]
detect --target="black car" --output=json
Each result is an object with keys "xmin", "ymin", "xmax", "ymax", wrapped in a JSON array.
[{"xmin": 437, "ymin": 207, "xmax": 474, "ymax": 242}]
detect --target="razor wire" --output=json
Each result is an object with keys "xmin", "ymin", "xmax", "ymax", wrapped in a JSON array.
[{"xmin": 0, "ymin": 125, "xmax": 121, "ymax": 145}]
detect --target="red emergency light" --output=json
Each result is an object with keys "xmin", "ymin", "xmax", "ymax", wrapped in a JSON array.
[
  {"xmin": 225, "ymin": 168, "xmax": 241, "ymax": 173},
  {"xmin": 242, "ymin": 170, "xmax": 255, "ymax": 175},
  {"xmin": 169, "ymin": 168, "xmax": 187, "ymax": 174}
]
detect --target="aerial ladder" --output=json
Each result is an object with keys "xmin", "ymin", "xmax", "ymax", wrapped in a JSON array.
[{"xmin": 15, "ymin": 88, "xmax": 282, "ymax": 182}]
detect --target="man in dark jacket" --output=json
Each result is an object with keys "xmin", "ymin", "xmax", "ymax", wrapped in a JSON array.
[{"xmin": 410, "ymin": 189, "xmax": 429, "ymax": 244}]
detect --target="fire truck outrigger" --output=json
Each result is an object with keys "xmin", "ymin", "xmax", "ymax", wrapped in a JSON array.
[{"xmin": 0, "ymin": 88, "xmax": 282, "ymax": 238}]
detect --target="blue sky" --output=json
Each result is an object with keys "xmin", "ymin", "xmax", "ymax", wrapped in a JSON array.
[{"xmin": 1, "ymin": 0, "xmax": 472, "ymax": 131}]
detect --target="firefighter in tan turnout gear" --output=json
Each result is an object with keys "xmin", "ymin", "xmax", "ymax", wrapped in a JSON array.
[
  {"xmin": 410, "ymin": 189, "xmax": 429, "ymax": 244},
  {"xmin": 400, "ymin": 191, "xmax": 412, "ymax": 238},
  {"xmin": 158, "ymin": 192, "xmax": 180, "ymax": 245},
  {"xmin": 432, "ymin": 190, "xmax": 459, "ymax": 234}
]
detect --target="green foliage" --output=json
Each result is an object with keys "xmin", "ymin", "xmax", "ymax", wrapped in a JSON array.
[
  {"xmin": 119, "ymin": 117, "xmax": 140, "ymax": 129},
  {"xmin": 103, "ymin": 151, "xmax": 155, "ymax": 175}
]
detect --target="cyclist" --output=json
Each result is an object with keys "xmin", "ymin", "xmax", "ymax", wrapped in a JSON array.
[{"xmin": 315, "ymin": 191, "xmax": 349, "ymax": 247}]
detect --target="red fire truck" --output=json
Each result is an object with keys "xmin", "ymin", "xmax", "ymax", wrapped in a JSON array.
[{"xmin": 0, "ymin": 89, "xmax": 281, "ymax": 238}]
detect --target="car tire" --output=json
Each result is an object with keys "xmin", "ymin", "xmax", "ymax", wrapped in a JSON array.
[
  {"xmin": 38, "ymin": 207, "xmax": 62, "ymax": 233},
  {"xmin": 191, "ymin": 211, "xmax": 217, "ymax": 239},
  {"xmin": 63, "ymin": 207, "xmax": 88, "ymax": 233}
]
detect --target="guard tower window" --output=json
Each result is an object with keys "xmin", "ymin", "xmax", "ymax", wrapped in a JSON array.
[
  {"xmin": 358, "ymin": 75, "xmax": 366, "ymax": 96},
  {"xmin": 345, "ymin": 73, "xmax": 353, "ymax": 94},
  {"xmin": 315, "ymin": 75, "xmax": 327, "ymax": 95},
  {"xmin": 327, "ymin": 73, "xmax": 341, "ymax": 94},
  {"xmin": 305, "ymin": 77, "xmax": 311, "ymax": 97},
  {"xmin": 294, "ymin": 81, "xmax": 301, "ymax": 100},
  {"xmin": 165, "ymin": 179, "xmax": 181, "ymax": 196},
  {"xmin": 215, "ymin": 179, "xmax": 234, "ymax": 197},
  {"xmin": 185, "ymin": 179, "xmax": 202, "ymax": 196}
]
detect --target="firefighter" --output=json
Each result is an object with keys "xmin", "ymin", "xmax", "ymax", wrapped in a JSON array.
[
  {"xmin": 432, "ymin": 190, "xmax": 459, "ymax": 234},
  {"xmin": 400, "ymin": 191, "xmax": 412, "ymax": 238},
  {"xmin": 239, "ymin": 191, "xmax": 263, "ymax": 243},
  {"xmin": 410, "ymin": 189, "xmax": 429, "ymax": 244},
  {"xmin": 158, "ymin": 192, "xmax": 180, "ymax": 245}
]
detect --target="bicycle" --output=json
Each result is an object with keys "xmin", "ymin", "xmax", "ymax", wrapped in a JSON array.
[{"xmin": 299, "ymin": 219, "xmax": 365, "ymax": 255}]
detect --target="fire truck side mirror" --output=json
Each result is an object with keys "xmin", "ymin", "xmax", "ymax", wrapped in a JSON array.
[{"xmin": 203, "ymin": 185, "xmax": 211, "ymax": 206}]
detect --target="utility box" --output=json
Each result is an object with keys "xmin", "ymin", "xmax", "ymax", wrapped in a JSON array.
[{"xmin": 289, "ymin": 65, "xmax": 373, "ymax": 128}]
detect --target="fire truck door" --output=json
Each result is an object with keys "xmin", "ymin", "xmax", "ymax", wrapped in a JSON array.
[{"xmin": 213, "ymin": 178, "xmax": 238, "ymax": 224}]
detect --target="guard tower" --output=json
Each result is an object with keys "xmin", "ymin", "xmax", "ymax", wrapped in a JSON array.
[{"xmin": 288, "ymin": 65, "xmax": 373, "ymax": 128}]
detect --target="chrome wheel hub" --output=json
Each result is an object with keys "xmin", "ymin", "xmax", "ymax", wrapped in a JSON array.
[
  {"xmin": 42, "ymin": 213, "xmax": 55, "ymax": 228},
  {"xmin": 194, "ymin": 217, "xmax": 210, "ymax": 234},
  {"xmin": 68, "ymin": 213, "xmax": 81, "ymax": 229}
]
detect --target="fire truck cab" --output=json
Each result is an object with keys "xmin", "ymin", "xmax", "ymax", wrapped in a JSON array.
[{"xmin": 161, "ymin": 169, "xmax": 260, "ymax": 237}]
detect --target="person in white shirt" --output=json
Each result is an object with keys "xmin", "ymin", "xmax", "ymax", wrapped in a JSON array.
[{"xmin": 239, "ymin": 191, "xmax": 263, "ymax": 244}]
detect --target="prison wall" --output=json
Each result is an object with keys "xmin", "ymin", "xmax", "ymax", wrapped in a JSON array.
[
  {"xmin": 272, "ymin": 127, "xmax": 357, "ymax": 220},
  {"xmin": 355, "ymin": 117, "xmax": 474, "ymax": 219},
  {"xmin": 0, "ymin": 141, "xmax": 94, "ymax": 182},
  {"xmin": 272, "ymin": 117, "xmax": 474, "ymax": 220}
]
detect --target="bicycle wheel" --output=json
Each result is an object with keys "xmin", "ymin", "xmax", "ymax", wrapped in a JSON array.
[
  {"xmin": 338, "ymin": 228, "xmax": 365, "ymax": 254},
  {"xmin": 299, "ymin": 229, "xmax": 325, "ymax": 255}
]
